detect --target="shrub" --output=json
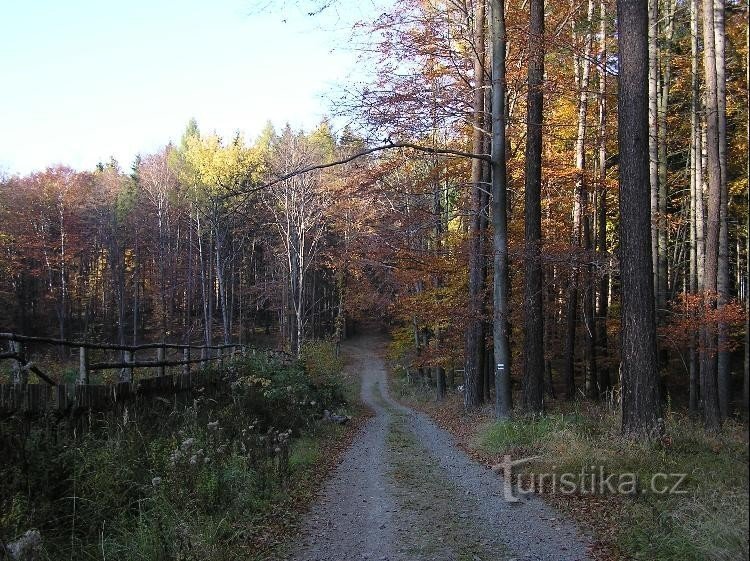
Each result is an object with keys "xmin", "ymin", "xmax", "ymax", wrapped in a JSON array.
[{"xmin": 0, "ymin": 349, "xmax": 347, "ymax": 560}]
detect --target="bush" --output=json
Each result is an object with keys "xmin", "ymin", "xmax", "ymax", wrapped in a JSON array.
[{"xmin": 0, "ymin": 348, "xmax": 348, "ymax": 560}]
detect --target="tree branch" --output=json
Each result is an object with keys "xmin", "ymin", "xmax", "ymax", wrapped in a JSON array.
[{"xmin": 221, "ymin": 140, "xmax": 491, "ymax": 200}]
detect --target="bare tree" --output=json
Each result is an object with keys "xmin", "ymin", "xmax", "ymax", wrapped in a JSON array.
[{"xmin": 264, "ymin": 128, "xmax": 330, "ymax": 357}]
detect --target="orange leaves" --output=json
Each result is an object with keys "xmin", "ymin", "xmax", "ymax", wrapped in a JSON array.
[{"xmin": 659, "ymin": 292, "xmax": 747, "ymax": 353}]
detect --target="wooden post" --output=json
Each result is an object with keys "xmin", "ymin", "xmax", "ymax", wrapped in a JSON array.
[
  {"xmin": 78, "ymin": 347, "xmax": 89, "ymax": 385},
  {"xmin": 201, "ymin": 346, "xmax": 207, "ymax": 369},
  {"xmin": 217, "ymin": 346, "xmax": 223, "ymax": 368},
  {"xmin": 120, "ymin": 350, "xmax": 133, "ymax": 383},
  {"xmin": 11, "ymin": 341, "xmax": 27, "ymax": 385},
  {"xmin": 183, "ymin": 347, "xmax": 191, "ymax": 375},
  {"xmin": 157, "ymin": 346, "xmax": 166, "ymax": 377}
]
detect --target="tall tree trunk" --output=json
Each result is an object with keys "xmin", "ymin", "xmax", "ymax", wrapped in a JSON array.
[
  {"xmin": 583, "ymin": 0, "xmax": 597, "ymax": 399},
  {"xmin": 648, "ymin": 0, "xmax": 660, "ymax": 309},
  {"xmin": 490, "ymin": 0, "xmax": 512, "ymax": 418},
  {"xmin": 714, "ymin": 0, "xmax": 730, "ymax": 420},
  {"xmin": 657, "ymin": 0, "xmax": 676, "ymax": 310},
  {"xmin": 564, "ymin": 0, "xmax": 595, "ymax": 400},
  {"xmin": 521, "ymin": 0, "xmax": 545, "ymax": 414},
  {"xmin": 617, "ymin": 0, "xmax": 662, "ymax": 437},
  {"xmin": 433, "ymin": 153, "xmax": 447, "ymax": 401},
  {"xmin": 700, "ymin": 0, "xmax": 723, "ymax": 431},
  {"xmin": 465, "ymin": 0, "xmax": 487, "ymax": 408},
  {"xmin": 596, "ymin": 0, "xmax": 610, "ymax": 396},
  {"xmin": 744, "ymin": 8, "xmax": 749, "ymax": 413},
  {"xmin": 688, "ymin": 0, "xmax": 703, "ymax": 416}
]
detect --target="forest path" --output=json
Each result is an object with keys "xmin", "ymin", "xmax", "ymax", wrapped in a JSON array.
[{"xmin": 285, "ymin": 335, "xmax": 592, "ymax": 561}]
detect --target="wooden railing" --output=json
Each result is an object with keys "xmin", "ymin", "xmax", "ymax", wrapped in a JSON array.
[{"xmin": 0, "ymin": 333, "xmax": 257, "ymax": 414}]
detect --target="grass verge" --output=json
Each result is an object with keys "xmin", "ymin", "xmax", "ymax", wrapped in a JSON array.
[
  {"xmin": 474, "ymin": 405, "xmax": 749, "ymax": 561},
  {"xmin": 390, "ymin": 363, "xmax": 748, "ymax": 561}
]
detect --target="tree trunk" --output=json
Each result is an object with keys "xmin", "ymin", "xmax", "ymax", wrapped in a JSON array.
[
  {"xmin": 617, "ymin": 0, "xmax": 662, "ymax": 437},
  {"xmin": 700, "ymin": 0, "xmax": 723, "ymax": 431},
  {"xmin": 648, "ymin": 0, "xmax": 660, "ymax": 309},
  {"xmin": 657, "ymin": 0, "xmax": 676, "ymax": 310},
  {"xmin": 596, "ymin": 0, "xmax": 610, "ymax": 396},
  {"xmin": 465, "ymin": 0, "xmax": 487, "ymax": 409},
  {"xmin": 688, "ymin": 0, "xmax": 703, "ymax": 416},
  {"xmin": 744, "ymin": 9, "xmax": 749, "ymax": 413},
  {"xmin": 521, "ymin": 0, "xmax": 545, "ymax": 414},
  {"xmin": 490, "ymin": 0, "xmax": 512, "ymax": 419},
  {"xmin": 564, "ymin": 0, "xmax": 595, "ymax": 400},
  {"xmin": 714, "ymin": 0, "xmax": 730, "ymax": 420}
]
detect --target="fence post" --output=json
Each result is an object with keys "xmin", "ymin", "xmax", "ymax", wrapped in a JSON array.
[
  {"xmin": 11, "ymin": 341, "xmax": 27, "ymax": 385},
  {"xmin": 78, "ymin": 347, "xmax": 89, "ymax": 385},
  {"xmin": 201, "ymin": 346, "xmax": 207, "ymax": 369},
  {"xmin": 183, "ymin": 347, "xmax": 190, "ymax": 375},
  {"xmin": 217, "ymin": 346, "xmax": 223, "ymax": 369},
  {"xmin": 120, "ymin": 350, "xmax": 133, "ymax": 383},
  {"xmin": 157, "ymin": 346, "xmax": 166, "ymax": 377}
]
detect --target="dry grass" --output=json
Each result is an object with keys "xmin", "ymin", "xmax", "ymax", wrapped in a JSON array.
[{"xmin": 393, "ymin": 373, "xmax": 749, "ymax": 561}]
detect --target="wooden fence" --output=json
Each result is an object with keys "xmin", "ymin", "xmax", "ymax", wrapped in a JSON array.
[{"xmin": 0, "ymin": 333, "xmax": 256, "ymax": 415}]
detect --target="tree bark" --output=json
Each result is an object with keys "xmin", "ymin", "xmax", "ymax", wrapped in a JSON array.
[
  {"xmin": 490, "ymin": 0, "xmax": 512, "ymax": 418},
  {"xmin": 744, "ymin": 8, "xmax": 749, "ymax": 413},
  {"xmin": 465, "ymin": 0, "xmax": 487, "ymax": 408},
  {"xmin": 596, "ymin": 0, "xmax": 610, "ymax": 396},
  {"xmin": 700, "ymin": 0, "xmax": 723, "ymax": 431},
  {"xmin": 714, "ymin": 0, "xmax": 730, "ymax": 420},
  {"xmin": 688, "ymin": 0, "xmax": 702, "ymax": 416},
  {"xmin": 564, "ymin": 0, "xmax": 595, "ymax": 400},
  {"xmin": 521, "ymin": 0, "xmax": 545, "ymax": 414},
  {"xmin": 648, "ymin": 0, "xmax": 660, "ymax": 309},
  {"xmin": 616, "ymin": 0, "xmax": 663, "ymax": 437},
  {"xmin": 657, "ymin": 0, "xmax": 676, "ymax": 311}
]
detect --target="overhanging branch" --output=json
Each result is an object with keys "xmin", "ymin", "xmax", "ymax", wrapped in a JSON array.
[{"xmin": 221, "ymin": 140, "xmax": 491, "ymax": 200}]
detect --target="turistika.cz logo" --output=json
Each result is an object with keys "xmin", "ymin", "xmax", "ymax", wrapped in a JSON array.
[{"xmin": 492, "ymin": 455, "xmax": 688, "ymax": 502}]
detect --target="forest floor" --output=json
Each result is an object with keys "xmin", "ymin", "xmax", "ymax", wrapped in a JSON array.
[{"xmin": 283, "ymin": 335, "xmax": 592, "ymax": 561}]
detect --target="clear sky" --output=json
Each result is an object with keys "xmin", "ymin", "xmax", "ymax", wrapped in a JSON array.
[{"xmin": 0, "ymin": 0, "xmax": 383, "ymax": 175}]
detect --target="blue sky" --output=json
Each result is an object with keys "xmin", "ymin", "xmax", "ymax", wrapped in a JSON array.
[{"xmin": 0, "ymin": 0, "xmax": 385, "ymax": 174}]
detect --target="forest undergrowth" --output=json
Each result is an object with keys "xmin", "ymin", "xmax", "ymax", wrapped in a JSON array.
[{"xmin": 0, "ymin": 341, "xmax": 358, "ymax": 561}]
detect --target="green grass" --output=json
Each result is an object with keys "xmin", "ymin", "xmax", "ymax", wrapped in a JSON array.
[
  {"xmin": 475, "ymin": 406, "xmax": 749, "ymax": 561},
  {"xmin": 476, "ymin": 412, "xmax": 592, "ymax": 455}
]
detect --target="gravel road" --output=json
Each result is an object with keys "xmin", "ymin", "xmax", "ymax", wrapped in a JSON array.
[{"xmin": 286, "ymin": 335, "xmax": 592, "ymax": 561}]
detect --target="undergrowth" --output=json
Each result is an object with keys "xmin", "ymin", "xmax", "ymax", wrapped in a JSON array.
[
  {"xmin": 0, "ymin": 341, "xmax": 349, "ymax": 560},
  {"xmin": 476, "ymin": 405, "xmax": 749, "ymax": 561}
]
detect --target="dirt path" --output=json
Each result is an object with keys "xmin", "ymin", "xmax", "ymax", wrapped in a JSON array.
[{"xmin": 286, "ymin": 335, "xmax": 592, "ymax": 561}]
